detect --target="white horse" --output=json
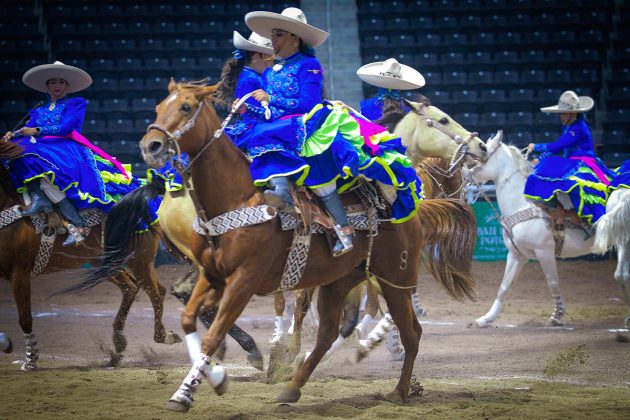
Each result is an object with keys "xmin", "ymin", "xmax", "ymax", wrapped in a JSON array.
[
  {"xmin": 468, "ymin": 131, "xmax": 613, "ymax": 327},
  {"xmin": 593, "ymin": 187, "xmax": 630, "ymax": 328}
]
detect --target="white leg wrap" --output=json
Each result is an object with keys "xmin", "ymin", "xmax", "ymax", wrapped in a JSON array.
[
  {"xmin": 386, "ymin": 326, "xmax": 405, "ymax": 361},
  {"xmin": 287, "ymin": 314, "xmax": 295, "ymax": 336},
  {"xmin": 269, "ymin": 316, "xmax": 284, "ymax": 344},
  {"xmin": 411, "ymin": 291, "xmax": 428, "ymax": 317},
  {"xmin": 184, "ymin": 332, "xmax": 202, "ymax": 364},
  {"xmin": 21, "ymin": 332, "xmax": 39, "ymax": 371},
  {"xmin": 358, "ymin": 313, "xmax": 394, "ymax": 353},
  {"xmin": 354, "ymin": 314, "xmax": 373, "ymax": 339}
]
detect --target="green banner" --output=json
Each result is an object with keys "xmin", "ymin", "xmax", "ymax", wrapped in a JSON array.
[{"xmin": 472, "ymin": 201, "xmax": 508, "ymax": 261}]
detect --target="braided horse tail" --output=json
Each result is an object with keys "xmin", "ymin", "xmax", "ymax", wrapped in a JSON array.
[{"xmin": 417, "ymin": 198, "xmax": 477, "ymax": 302}]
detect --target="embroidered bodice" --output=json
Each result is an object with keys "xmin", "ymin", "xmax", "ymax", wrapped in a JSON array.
[
  {"xmin": 533, "ymin": 118, "xmax": 595, "ymax": 158},
  {"xmin": 24, "ymin": 96, "xmax": 87, "ymax": 136},
  {"xmin": 245, "ymin": 51, "xmax": 323, "ymax": 121},
  {"xmin": 360, "ymin": 88, "xmax": 410, "ymax": 121}
]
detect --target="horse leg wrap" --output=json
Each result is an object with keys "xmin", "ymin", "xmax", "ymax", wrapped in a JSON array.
[
  {"xmin": 411, "ymin": 291, "xmax": 428, "ymax": 317},
  {"xmin": 550, "ymin": 295, "xmax": 566, "ymax": 326},
  {"xmin": 386, "ymin": 326, "xmax": 405, "ymax": 361},
  {"xmin": 184, "ymin": 332, "xmax": 202, "ymax": 364},
  {"xmin": 168, "ymin": 355, "xmax": 227, "ymax": 412},
  {"xmin": 269, "ymin": 316, "xmax": 284, "ymax": 344},
  {"xmin": 354, "ymin": 314, "xmax": 373, "ymax": 339},
  {"xmin": 21, "ymin": 332, "xmax": 39, "ymax": 371},
  {"xmin": 356, "ymin": 313, "xmax": 394, "ymax": 362}
]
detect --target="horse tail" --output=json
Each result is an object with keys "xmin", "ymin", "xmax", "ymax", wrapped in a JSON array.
[
  {"xmin": 56, "ymin": 179, "xmax": 165, "ymax": 295},
  {"xmin": 593, "ymin": 190, "xmax": 630, "ymax": 254},
  {"xmin": 416, "ymin": 198, "xmax": 477, "ymax": 302}
]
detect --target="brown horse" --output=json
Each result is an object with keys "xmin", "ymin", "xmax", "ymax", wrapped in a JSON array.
[
  {"xmin": 0, "ymin": 162, "xmax": 178, "ymax": 370},
  {"xmin": 135, "ymin": 81, "xmax": 475, "ymax": 411}
]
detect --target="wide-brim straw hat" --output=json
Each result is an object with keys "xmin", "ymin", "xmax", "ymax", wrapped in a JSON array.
[
  {"xmin": 540, "ymin": 90, "xmax": 594, "ymax": 113},
  {"xmin": 356, "ymin": 58, "xmax": 425, "ymax": 90},
  {"xmin": 233, "ymin": 31, "xmax": 274, "ymax": 55},
  {"xmin": 245, "ymin": 7, "xmax": 328, "ymax": 47},
  {"xmin": 22, "ymin": 61, "xmax": 92, "ymax": 94}
]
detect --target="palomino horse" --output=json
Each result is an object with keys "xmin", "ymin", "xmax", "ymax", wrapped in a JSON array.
[
  {"xmin": 0, "ymin": 164, "xmax": 178, "ymax": 370},
  {"xmin": 136, "ymin": 81, "xmax": 476, "ymax": 411},
  {"xmin": 468, "ymin": 131, "xmax": 630, "ymax": 327},
  {"xmin": 593, "ymin": 187, "xmax": 630, "ymax": 328}
]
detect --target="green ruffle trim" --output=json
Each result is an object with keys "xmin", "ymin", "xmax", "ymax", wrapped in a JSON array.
[
  {"xmin": 301, "ymin": 103, "xmax": 364, "ymax": 158},
  {"xmin": 146, "ymin": 168, "xmax": 184, "ymax": 192}
]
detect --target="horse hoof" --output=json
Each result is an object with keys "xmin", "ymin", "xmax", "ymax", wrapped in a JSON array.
[
  {"xmin": 1, "ymin": 337, "xmax": 12, "ymax": 354},
  {"xmin": 549, "ymin": 317, "xmax": 564, "ymax": 326},
  {"xmin": 113, "ymin": 332, "xmax": 127, "ymax": 354},
  {"xmin": 20, "ymin": 362, "xmax": 37, "ymax": 372},
  {"xmin": 383, "ymin": 390, "xmax": 405, "ymax": 403},
  {"xmin": 163, "ymin": 331, "xmax": 182, "ymax": 345},
  {"xmin": 624, "ymin": 315, "xmax": 630, "ymax": 329},
  {"xmin": 356, "ymin": 347, "xmax": 368, "ymax": 363},
  {"xmin": 213, "ymin": 375, "xmax": 229, "ymax": 396},
  {"xmin": 277, "ymin": 387, "xmax": 301, "ymax": 403},
  {"xmin": 474, "ymin": 317, "xmax": 491, "ymax": 328},
  {"xmin": 166, "ymin": 399, "xmax": 191, "ymax": 413},
  {"xmin": 247, "ymin": 349, "xmax": 264, "ymax": 371}
]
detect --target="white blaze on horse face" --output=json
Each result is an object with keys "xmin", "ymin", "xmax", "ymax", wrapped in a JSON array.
[{"xmin": 165, "ymin": 92, "xmax": 179, "ymax": 106}]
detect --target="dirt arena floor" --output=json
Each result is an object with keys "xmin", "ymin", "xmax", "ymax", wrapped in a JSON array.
[{"xmin": 1, "ymin": 259, "xmax": 629, "ymax": 419}]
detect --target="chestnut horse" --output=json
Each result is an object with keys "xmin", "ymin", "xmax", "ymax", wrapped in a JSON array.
[
  {"xmin": 0, "ymin": 162, "xmax": 178, "ymax": 370},
  {"xmin": 137, "ymin": 81, "xmax": 475, "ymax": 411}
]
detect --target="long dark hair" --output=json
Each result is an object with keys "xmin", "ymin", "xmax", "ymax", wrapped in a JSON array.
[{"xmin": 215, "ymin": 54, "xmax": 252, "ymax": 104}]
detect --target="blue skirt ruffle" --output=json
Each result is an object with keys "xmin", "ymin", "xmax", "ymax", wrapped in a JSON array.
[
  {"xmin": 610, "ymin": 159, "xmax": 630, "ymax": 190},
  {"xmin": 524, "ymin": 155, "xmax": 612, "ymax": 224}
]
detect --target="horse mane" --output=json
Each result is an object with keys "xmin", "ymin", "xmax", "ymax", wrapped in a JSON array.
[
  {"xmin": 506, "ymin": 144, "xmax": 533, "ymax": 176},
  {"xmin": 0, "ymin": 164, "xmax": 20, "ymax": 204},
  {"xmin": 375, "ymin": 94, "xmax": 432, "ymax": 131}
]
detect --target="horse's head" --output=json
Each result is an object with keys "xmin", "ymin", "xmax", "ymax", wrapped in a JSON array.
[
  {"xmin": 469, "ymin": 130, "xmax": 531, "ymax": 184},
  {"xmin": 393, "ymin": 96, "xmax": 487, "ymax": 166},
  {"xmin": 140, "ymin": 79, "xmax": 221, "ymax": 168}
]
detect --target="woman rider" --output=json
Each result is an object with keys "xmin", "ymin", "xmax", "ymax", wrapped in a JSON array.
[
  {"xmin": 525, "ymin": 90, "xmax": 614, "ymax": 233},
  {"xmin": 243, "ymin": 8, "xmax": 423, "ymax": 256},
  {"xmin": 2, "ymin": 61, "xmax": 149, "ymax": 246},
  {"xmin": 216, "ymin": 30, "xmax": 274, "ymax": 151},
  {"xmin": 356, "ymin": 57, "xmax": 425, "ymax": 120}
]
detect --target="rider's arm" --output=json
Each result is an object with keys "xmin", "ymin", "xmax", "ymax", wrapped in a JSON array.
[
  {"xmin": 245, "ymin": 59, "xmax": 323, "ymax": 120},
  {"xmin": 39, "ymin": 98, "xmax": 87, "ymax": 137},
  {"xmin": 533, "ymin": 128, "xmax": 579, "ymax": 154}
]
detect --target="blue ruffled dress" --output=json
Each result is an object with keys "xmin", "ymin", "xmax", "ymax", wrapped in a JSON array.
[
  {"xmin": 243, "ymin": 52, "xmax": 422, "ymax": 222},
  {"xmin": 523, "ymin": 116, "xmax": 614, "ymax": 224},
  {"xmin": 610, "ymin": 159, "xmax": 630, "ymax": 190},
  {"xmin": 3, "ymin": 96, "xmax": 158, "ymax": 230}
]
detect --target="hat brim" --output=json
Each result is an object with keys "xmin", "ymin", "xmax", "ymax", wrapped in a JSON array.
[
  {"xmin": 22, "ymin": 64, "xmax": 92, "ymax": 93},
  {"xmin": 245, "ymin": 11, "xmax": 329, "ymax": 47},
  {"xmin": 540, "ymin": 96, "xmax": 594, "ymax": 113},
  {"xmin": 356, "ymin": 62, "xmax": 425, "ymax": 90},
  {"xmin": 233, "ymin": 31, "xmax": 274, "ymax": 55}
]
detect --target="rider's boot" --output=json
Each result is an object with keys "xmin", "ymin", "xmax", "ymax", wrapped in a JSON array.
[
  {"xmin": 57, "ymin": 198, "xmax": 89, "ymax": 247},
  {"xmin": 263, "ymin": 177, "xmax": 294, "ymax": 210},
  {"xmin": 21, "ymin": 180, "xmax": 53, "ymax": 216},
  {"xmin": 321, "ymin": 190, "xmax": 354, "ymax": 256}
]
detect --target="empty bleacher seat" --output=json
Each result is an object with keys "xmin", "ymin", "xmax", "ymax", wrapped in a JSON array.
[{"xmin": 480, "ymin": 89, "xmax": 507, "ymax": 102}]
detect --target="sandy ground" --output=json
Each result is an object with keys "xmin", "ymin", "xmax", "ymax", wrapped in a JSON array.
[{"xmin": 0, "ymin": 259, "xmax": 629, "ymax": 419}]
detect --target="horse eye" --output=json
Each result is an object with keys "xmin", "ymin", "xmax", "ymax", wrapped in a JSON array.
[
  {"xmin": 439, "ymin": 117, "xmax": 449, "ymax": 124},
  {"xmin": 181, "ymin": 104, "xmax": 191, "ymax": 113}
]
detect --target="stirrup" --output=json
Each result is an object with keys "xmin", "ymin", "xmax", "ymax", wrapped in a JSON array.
[
  {"xmin": 332, "ymin": 225, "xmax": 354, "ymax": 257},
  {"xmin": 63, "ymin": 224, "xmax": 89, "ymax": 247}
]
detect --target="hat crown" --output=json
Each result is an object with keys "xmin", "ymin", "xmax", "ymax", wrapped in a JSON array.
[
  {"xmin": 281, "ymin": 7, "xmax": 307, "ymax": 24},
  {"xmin": 379, "ymin": 58, "xmax": 403, "ymax": 79},
  {"xmin": 557, "ymin": 90, "xmax": 580, "ymax": 110},
  {"xmin": 52, "ymin": 61, "xmax": 65, "ymax": 65},
  {"xmin": 248, "ymin": 32, "xmax": 271, "ymax": 48}
]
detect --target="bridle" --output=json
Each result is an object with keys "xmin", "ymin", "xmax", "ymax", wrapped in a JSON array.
[{"xmin": 415, "ymin": 103, "xmax": 480, "ymax": 176}]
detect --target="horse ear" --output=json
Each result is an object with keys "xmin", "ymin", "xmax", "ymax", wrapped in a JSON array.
[
  {"xmin": 403, "ymin": 99, "xmax": 419, "ymax": 110},
  {"xmin": 202, "ymin": 81, "xmax": 222, "ymax": 96},
  {"xmin": 168, "ymin": 78, "xmax": 177, "ymax": 92}
]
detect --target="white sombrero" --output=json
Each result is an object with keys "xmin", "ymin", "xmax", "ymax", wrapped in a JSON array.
[
  {"xmin": 540, "ymin": 90, "xmax": 594, "ymax": 113},
  {"xmin": 356, "ymin": 58, "xmax": 425, "ymax": 90},
  {"xmin": 22, "ymin": 61, "xmax": 92, "ymax": 94},
  {"xmin": 233, "ymin": 31, "xmax": 274, "ymax": 55},
  {"xmin": 245, "ymin": 7, "xmax": 328, "ymax": 47}
]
